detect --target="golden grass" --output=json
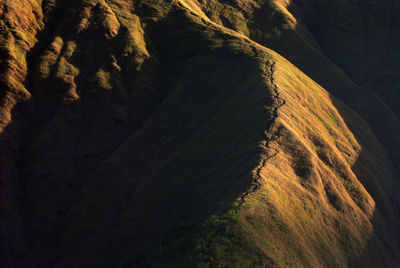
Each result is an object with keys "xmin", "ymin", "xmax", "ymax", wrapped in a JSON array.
[
  {"xmin": 233, "ymin": 49, "xmax": 398, "ymax": 266},
  {"xmin": 1, "ymin": 0, "xmax": 399, "ymax": 267},
  {"xmin": 0, "ymin": 0, "xmax": 44, "ymax": 128}
]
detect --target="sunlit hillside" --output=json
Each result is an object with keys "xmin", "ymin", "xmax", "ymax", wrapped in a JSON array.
[{"xmin": 0, "ymin": 0, "xmax": 399, "ymax": 267}]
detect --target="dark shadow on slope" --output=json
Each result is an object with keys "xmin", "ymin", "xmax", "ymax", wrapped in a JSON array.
[
  {"xmin": 16, "ymin": 17, "xmax": 164, "ymax": 268},
  {"xmin": 7, "ymin": 2, "xmax": 164, "ymax": 267},
  {"xmin": 50, "ymin": 10, "xmax": 279, "ymax": 267},
  {"xmin": 0, "ymin": 5, "xmax": 279, "ymax": 267},
  {"xmin": 0, "ymin": 99, "xmax": 37, "ymax": 267},
  {"xmin": 348, "ymin": 210, "xmax": 400, "ymax": 268},
  {"xmin": 297, "ymin": 0, "xmax": 400, "ymax": 119}
]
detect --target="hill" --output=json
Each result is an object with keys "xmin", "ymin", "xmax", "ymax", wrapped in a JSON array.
[{"xmin": 0, "ymin": 0, "xmax": 400, "ymax": 267}]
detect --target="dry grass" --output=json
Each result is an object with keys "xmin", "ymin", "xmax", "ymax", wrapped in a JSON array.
[
  {"xmin": 1, "ymin": 0, "xmax": 400, "ymax": 267},
  {"xmin": 236, "ymin": 52, "xmax": 380, "ymax": 267}
]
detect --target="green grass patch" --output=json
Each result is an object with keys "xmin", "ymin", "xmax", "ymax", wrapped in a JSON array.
[{"xmin": 132, "ymin": 206, "xmax": 272, "ymax": 267}]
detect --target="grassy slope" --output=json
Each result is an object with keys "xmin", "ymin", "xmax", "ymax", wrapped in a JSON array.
[
  {"xmin": 143, "ymin": 18, "xmax": 400, "ymax": 266},
  {"xmin": 0, "ymin": 0, "xmax": 399, "ymax": 267},
  {"xmin": 196, "ymin": 0, "xmax": 400, "ymax": 172},
  {"xmin": 239, "ymin": 54, "xmax": 400, "ymax": 267}
]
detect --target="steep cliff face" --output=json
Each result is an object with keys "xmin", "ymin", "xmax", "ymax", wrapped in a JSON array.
[{"xmin": 0, "ymin": 0, "xmax": 400, "ymax": 267}]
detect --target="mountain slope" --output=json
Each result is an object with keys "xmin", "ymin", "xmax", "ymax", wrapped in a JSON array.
[{"xmin": 0, "ymin": 0, "xmax": 399, "ymax": 267}]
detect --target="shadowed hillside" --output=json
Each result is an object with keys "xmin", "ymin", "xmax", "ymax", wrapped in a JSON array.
[{"xmin": 0, "ymin": 0, "xmax": 400, "ymax": 267}]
